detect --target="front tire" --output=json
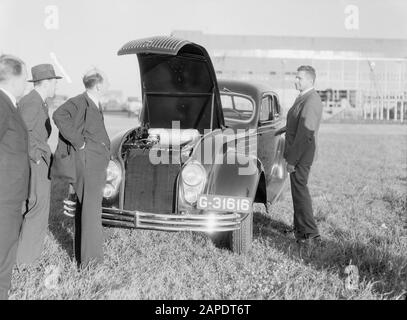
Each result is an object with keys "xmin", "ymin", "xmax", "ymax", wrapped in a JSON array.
[{"xmin": 210, "ymin": 211, "xmax": 253, "ymax": 254}]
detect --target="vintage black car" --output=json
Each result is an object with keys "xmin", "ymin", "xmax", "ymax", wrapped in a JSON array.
[{"xmin": 64, "ymin": 36, "xmax": 288, "ymax": 254}]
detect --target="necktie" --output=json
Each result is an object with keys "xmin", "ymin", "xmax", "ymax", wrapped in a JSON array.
[
  {"xmin": 43, "ymin": 101, "xmax": 49, "ymax": 115},
  {"xmin": 43, "ymin": 102, "xmax": 52, "ymax": 137},
  {"xmin": 98, "ymin": 102, "xmax": 104, "ymax": 119}
]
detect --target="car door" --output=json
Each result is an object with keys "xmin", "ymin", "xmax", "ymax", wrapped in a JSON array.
[{"xmin": 257, "ymin": 93, "xmax": 286, "ymax": 202}]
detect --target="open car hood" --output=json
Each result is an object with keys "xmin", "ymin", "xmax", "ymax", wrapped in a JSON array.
[{"xmin": 118, "ymin": 36, "xmax": 224, "ymax": 133}]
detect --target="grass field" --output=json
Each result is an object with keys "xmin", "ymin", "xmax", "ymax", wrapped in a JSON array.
[{"xmin": 9, "ymin": 119, "xmax": 407, "ymax": 300}]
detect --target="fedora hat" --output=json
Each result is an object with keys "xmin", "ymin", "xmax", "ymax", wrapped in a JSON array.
[{"xmin": 28, "ymin": 64, "xmax": 62, "ymax": 82}]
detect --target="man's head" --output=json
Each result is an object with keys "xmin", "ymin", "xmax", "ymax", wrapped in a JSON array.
[
  {"xmin": 295, "ymin": 65, "xmax": 316, "ymax": 92},
  {"xmin": 0, "ymin": 54, "xmax": 28, "ymax": 99},
  {"xmin": 29, "ymin": 64, "xmax": 62, "ymax": 99},
  {"xmin": 34, "ymin": 78, "xmax": 58, "ymax": 99},
  {"xmin": 83, "ymin": 68, "xmax": 109, "ymax": 98}
]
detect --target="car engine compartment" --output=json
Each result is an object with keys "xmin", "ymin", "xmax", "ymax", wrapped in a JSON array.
[{"xmin": 121, "ymin": 125, "xmax": 201, "ymax": 159}]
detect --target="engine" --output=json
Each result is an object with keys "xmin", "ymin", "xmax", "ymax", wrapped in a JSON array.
[{"xmin": 120, "ymin": 126, "xmax": 201, "ymax": 214}]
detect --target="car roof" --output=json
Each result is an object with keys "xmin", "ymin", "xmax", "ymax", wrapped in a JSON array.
[{"xmin": 217, "ymin": 79, "xmax": 277, "ymax": 101}]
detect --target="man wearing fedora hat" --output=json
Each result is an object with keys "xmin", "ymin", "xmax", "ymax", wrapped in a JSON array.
[{"xmin": 16, "ymin": 64, "xmax": 62, "ymax": 266}]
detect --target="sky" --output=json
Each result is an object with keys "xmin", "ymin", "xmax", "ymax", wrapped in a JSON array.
[{"xmin": 1, "ymin": 0, "xmax": 406, "ymax": 97}]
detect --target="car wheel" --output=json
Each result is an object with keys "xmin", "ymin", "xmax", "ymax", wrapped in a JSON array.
[
  {"xmin": 231, "ymin": 211, "xmax": 253, "ymax": 254},
  {"xmin": 210, "ymin": 211, "xmax": 253, "ymax": 254}
]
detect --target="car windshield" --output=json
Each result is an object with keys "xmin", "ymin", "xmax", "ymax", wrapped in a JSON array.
[{"xmin": 221, "ymin": 94, "xmax": 254, "ymax": 122}]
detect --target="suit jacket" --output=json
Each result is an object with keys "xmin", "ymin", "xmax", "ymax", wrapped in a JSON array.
[
  {"xmin": 18, "ymin": 89, "xmax": 52, "ymax": 166},
  {"xmin": 283, "ymin": 89, "xmax": 323, "ymax": 166},
  {"xmin": 0, "ymin": 90, "xmax": 30, "ymax": 203},
  {"xmin": 52, "ymin": 92, "xmax": 110, "ymax": 180}
]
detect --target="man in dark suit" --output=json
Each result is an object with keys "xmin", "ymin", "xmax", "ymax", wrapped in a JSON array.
[
  {"xmin": 52, "ymin": 69, "xmax": 110, "ymax": 268},
  {"xmin": 16, "ymin": 64, "xmax": 62, "ymax": 266},
  {"xmin": 283, "ymin": 65, "xmax": 323, "ymax": 246},
  {"xmin": 0, "ymin": 54, "xmax": 29, "ymax": 299}
]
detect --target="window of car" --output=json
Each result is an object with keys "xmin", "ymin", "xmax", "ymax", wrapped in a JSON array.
[
  {"xmin": 221, "ymin": 94, "xmax": 233, "ymax": 110},
  {"xmin": 271, "ymin": 95, "xmax": 280, "ymax": 119},
  {"xmin": 260, "ymin": 94, "xmax": 280, "ymax": 122},
  {"xmin": 260, "ymin": 96, "xmax": 271, "ymax": 121},
  {"xmin": 221, "ymin": 93, "xmax": 254, "ymax": 122}
]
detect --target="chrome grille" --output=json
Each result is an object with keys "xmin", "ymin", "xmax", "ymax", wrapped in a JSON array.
[{"xmin": 123, "ymin": 148, "xmax": 181, "ymax": 214}]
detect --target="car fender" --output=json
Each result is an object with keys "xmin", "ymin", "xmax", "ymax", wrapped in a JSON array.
[
  {"xmin": 110, "ymin": 128, "xmax": 134, "ymax": 160},
  {"xmin": 205, "ymin": 151, "xmax": 264, "ymax": 202},
  {"xmin": 189, "ymin": 129, "xmax": 265, "ymax": 202}
]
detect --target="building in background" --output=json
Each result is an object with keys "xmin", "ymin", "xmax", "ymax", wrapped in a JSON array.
[{"xmin": 172, "ymin": 30, "xmax": 407, "ymax": 121}]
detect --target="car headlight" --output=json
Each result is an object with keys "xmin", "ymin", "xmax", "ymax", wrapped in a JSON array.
[
  {"xmin": 103, "ymin": 184, "xmax": 116, "ymax": 199},
  {"xmin": 181, "ymin": 161, "xmax": 206, "ymax": 204},
  {"xmin": 106, "ymin": 160, "xmax": 121, "ymax": 182},
  {"xmin": 181, "ymin": 161, "xmax": 206, "ymax": 186},
  {"xmin": 183, "ymin": 186, "xmax": 200, "ymax": 204},
  {"xmin": 104, "ymin": 160, "xmax": 122, "ymax": 198}
]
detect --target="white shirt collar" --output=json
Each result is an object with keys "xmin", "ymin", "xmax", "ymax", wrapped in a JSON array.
[
  {"xmin": 86, "ymin": 91, "xmax": 100, "ymax": 108},
  {"xmin": 300, "ymin": 87, "xmax": 314, "ymax": 96},
  {"xmin": 0, "ymin": 88, "xmax": 17, "ymax": 108}
]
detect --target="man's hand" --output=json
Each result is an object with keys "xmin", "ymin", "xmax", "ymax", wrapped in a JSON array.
[
  {"xmin": 287, "ymin": 163, "xmax": 296, "ymax": 173},
  {"xmin": 274, "ymin": 126, "xmax": 286, "ymax": 136}
]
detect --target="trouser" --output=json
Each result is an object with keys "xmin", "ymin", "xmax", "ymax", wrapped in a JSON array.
[
  {"xmin": 289, "ymin": 163, "xmax": 319, "ymax": 240},
  {"xmin": 17, "ymin": 158, "xmax": 51, "ymax": 265},
  {"xmin": 0, "ymin": 201, "xmax": 24, "ymax": 300},
  {"xmin": 74, "ymin": 145, "xmax": 109, "ymax": 267}
]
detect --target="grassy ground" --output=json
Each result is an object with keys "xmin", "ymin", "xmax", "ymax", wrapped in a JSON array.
[{"xmin": 9, "ymin": 122, "xmax": 407, "ymax": 300}]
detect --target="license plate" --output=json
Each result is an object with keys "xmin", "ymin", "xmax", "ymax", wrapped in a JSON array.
[{"xmin": 197, "ymin": 195, "xmax": 253, "ymax": 213}]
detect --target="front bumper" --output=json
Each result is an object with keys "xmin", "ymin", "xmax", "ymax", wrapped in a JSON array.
[{"xmin": 63, "ymin": 200, "xmax": 245, "ymax": 232}]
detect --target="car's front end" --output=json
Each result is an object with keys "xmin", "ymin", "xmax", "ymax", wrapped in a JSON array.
[
  {"xmin": 95, "ymin": 128, "xmax": 249, "ymax": 233},
  {"xmin": 64, "ymin": 36, "xmax": 250, "ymax": 235},
  {"xmin": 64, "ymin": 36, "xmax": 272, "ymax": 254}
]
